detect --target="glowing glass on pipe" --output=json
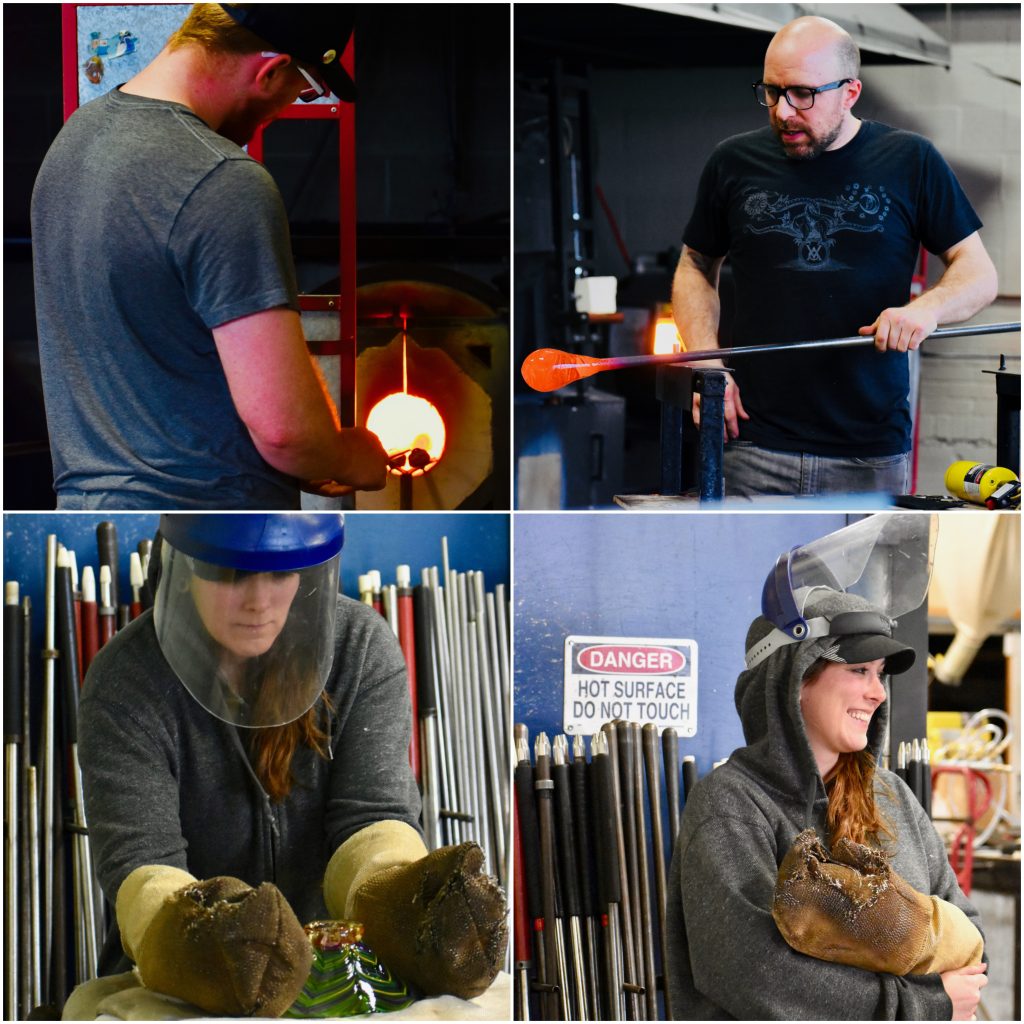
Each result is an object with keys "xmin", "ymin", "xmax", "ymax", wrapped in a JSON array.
[
  {"xmin": 365, "ymin": 329, "xmax": 446, "ymax": 476},
  {"xmin": 520, "ymin": 322, "xmax": 1023, "ymax": 393}
]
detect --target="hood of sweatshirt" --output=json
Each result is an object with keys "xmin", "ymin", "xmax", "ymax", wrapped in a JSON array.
[{"xmin": 728, "ymin": 589, "xmax": 891, "ymax": 822}]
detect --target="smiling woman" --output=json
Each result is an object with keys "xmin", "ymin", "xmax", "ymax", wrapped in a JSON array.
[{"xmin": 663, "ymin": 521, "xmax": 990, "ymax": 1021}]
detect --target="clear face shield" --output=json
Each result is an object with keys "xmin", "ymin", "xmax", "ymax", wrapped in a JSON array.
[
  {"xmin": 746, "ymin": 514, "xmax": 936, "ymax": 670},
  {"xmin": 154, "ymin": 540, "xmax": 340, "ymax": 728}
]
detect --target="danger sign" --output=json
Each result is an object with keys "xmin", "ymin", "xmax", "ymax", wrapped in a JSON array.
[{"xmin": 563, "ymin": 634, "xmax": 698, "ymax": 737}]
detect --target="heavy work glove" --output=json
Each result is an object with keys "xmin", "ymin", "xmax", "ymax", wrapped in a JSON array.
[
  {"xmin": 116, "ymin": 865, "xmax": 312, "ymax": 1017},
  {"xmin": 772, "ymin": 829, "xmax": 984, "ymax": 975},
  {"xmin": 324, "ymin": 822, "xmax": 507, "ymax": 999}
]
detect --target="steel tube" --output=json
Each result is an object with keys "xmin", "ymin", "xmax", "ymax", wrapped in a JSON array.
[
  {"xmin": 552, "ymin": 736, "xmax": 588, "ymax": 1020},
  {"xmin": 563, "ymin": 321, "xmax": 1024, "ymax": 371},
  {"xmin": 41, "ymin": 535, "xmax": 57, "ymax": 998},
  {"xmin": 631, "ymin": 725, "xmax": 657, "ymax": 1021},
  {"xmin": 604, "ymin": 723, "xmax": 639, "ymax": 1020},
  {"xmin": 642, "ymin": 724, "xmax": 673, "ymax": 1020},
  {"xmin": 514, "ymin": 729, "xmax": 552, "ymax": 1020},
  {"xmin": 662, "ymin": 728, "xmax": 680, "ymax": 859},
  {"xmin": 534, "ymin": 733, "xmax": 566, "ymax": 1020},
  {"xmin": 592, "ymin": 731, "xmax": 624, "ymax": 1021},
  {"xmin": 572, "ymin": 735, "xmax": 602, "ymax": 1021},
  {"xmin": 27, "ymin": 767, "xmax": 42, "ymax": 1009},
  {"xmin": 5, "ymin": 582, "xmax": 22, "ymax": 1022}
]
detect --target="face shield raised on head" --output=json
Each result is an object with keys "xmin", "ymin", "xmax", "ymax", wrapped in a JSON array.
[
  {"xmin": 746, "ymin": 514, "xmax": 935, "ymax": 670},
  {"xmin": 154, "ymin": 514, "xmax": 344, "ymax": 728}
]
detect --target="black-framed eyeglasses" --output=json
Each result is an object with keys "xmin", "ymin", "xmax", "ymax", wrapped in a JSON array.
[
  {"xmin": 261, "ymin": 51, "xmax": 329, "ymax": 103},
  {"xmin": 753, "ymin": 79, "xmax": 852, "ymax": 110}
]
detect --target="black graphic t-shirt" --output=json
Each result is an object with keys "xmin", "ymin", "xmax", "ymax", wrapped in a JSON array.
[{"xmin": 684, "ymin": 120, "xmax": 982, "ymax": 456}]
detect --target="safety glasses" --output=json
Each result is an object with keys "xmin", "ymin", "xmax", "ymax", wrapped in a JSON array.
[{"xmin": 261, "ymin": 51, "xmax": 329, "ymax": 103}]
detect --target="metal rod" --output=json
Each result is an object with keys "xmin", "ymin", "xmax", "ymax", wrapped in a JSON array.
[
  {"xmin": 571, "ymin": 321, "xmax": 1024, "ymax": 368},
  {"xmin": 534, "ymin": 733, "xmax": 566, "ymax": 1020},
  {"xmin": 473, "ymin": 574, "xmax": 506, "ymax": 884},
  {"xmin": 922, "ymin": 739, "xmax": 932, "ymax": 820},
  {"xmin": 662, "ymin": 728, "xmax": 680, "ymax": 861},
  {"xmin": 40, "ymin": 535, "xmax": 57, "ymax": 999},
  {"xmin": 57, "ymin": 556, "xmax": 99, "ymax": 982},
  {"xmin": 592, "ymin": 731, "xmax": 624, "ymax": 1021},
  {"xmin": 682, "ymin": 755, "xmax": 698, "ymax": 807},
  {"xmin": 27, "ymin": 767, "xmax": 42, "ymax": 1010},
  {"xmin": 396, "ymin": 567, "xmax": 420, "ymax": 784},
  {"xmin": 513, "ymin": 798, "xmax": 532, "ymax": 1022},
  {"xmin": 522, "ymin": 320, "xmax": 1024, "ymax": 392},
  {"xmin": 514, "ymin": 727, "xmax": 551, "ymax": 1021},
  {"xmin": 615, "ymin": 721, "xmax": 647, "ymax": 1019},
  {"xmin": 631, "ymin": 725, "xmax": 658, "ymax": 1021},
  {"xmin": 427, "ymin": 568, "xmax": 462, "ymax": 845},
  {"xmin": 21, "ymin": 597, "xmax": 36, "ymax": 1016},
  {"xmin": 643, "ymin": 724, "xmax": 673, "ymax": 1020},
  {"xmin": 572, "ymin": 735, "xmax": 602, "ymax": 1022},
  {"xmin": 5, "ymin": 582, "xmax": 22, "ymax": 1022},
  {"xmin": 552, "ymin": 736, "xmax": 588, "ymax": 1021},
  {"xmin": 604, "ymin": 723, "xmax": 639, "ymax": 1020},
  {"xmin": 413, "ymin": 583, "xmax": 440, "ymax": 850},
  {"xmin": 96, "ymin": 521, "xmax": 120, "ymax": 610}
]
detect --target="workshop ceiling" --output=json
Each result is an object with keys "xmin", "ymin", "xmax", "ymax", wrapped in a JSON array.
[{"xmin": 515, "ymin": 2, "xmax": 952, "ymax": 71}]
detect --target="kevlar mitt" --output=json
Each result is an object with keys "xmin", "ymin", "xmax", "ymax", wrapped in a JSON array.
[
  {"xmin": 772, "ymin": 829, "xmax": 984, "ymax": 975},
  {"xmin": 324, "ymin": 822, "xmax": 508, "ymax": 999},
  {"xmin": 116, "ymin": 865, "xmax": 313, "ymax": 1017}
]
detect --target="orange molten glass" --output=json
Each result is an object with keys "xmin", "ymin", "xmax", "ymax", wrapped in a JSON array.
[
  {"xmin": 366, "ymin": 393, "xmax": 445, "ymax": 475},
  {"xmin": 520, "ymin": 349, "xmax": 606, "ymax": 392}
]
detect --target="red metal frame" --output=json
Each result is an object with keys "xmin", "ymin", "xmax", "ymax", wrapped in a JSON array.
[{"xmin": 61, "ymin": 4, "xmax": 357, "ymax": 427}]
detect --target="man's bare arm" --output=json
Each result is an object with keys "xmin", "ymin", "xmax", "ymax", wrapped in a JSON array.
[
  {"xmin": 212, "ymin": 307, "xmax": 387, "ymax": 490},
  {"xmin": 672, "ymin": 246, "xmax": 724, "ymax": 352},
  {"xmin": 672, "ymin": 246, "xmax": 748, "ymax": 437},
  {"xmin": 859, "ymin": 232, "xmax": 999, "ymax": 353}
]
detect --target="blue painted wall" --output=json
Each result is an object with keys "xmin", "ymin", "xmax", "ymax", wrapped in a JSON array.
[
  {"xmin": 3, "ymin": 511, "xmax": 509, "ymax": 707},
  {"xmin": 513, "ymin": 512, "xmax": 852, "ymax": 776}
]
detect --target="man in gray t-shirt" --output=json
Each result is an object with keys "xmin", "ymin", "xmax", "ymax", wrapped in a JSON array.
[{"xmin": 32, "ymin": 5, "xmax": 386, "ymax": 509}]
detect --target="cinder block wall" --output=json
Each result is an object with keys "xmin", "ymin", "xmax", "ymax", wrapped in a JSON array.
[{"xmin": 858, "ymin": 7, "xmax": 1020, "ymax": 491}]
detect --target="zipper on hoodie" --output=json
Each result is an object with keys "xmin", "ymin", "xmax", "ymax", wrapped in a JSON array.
[{"xmin": 228, "ymin": 723, "xmax": 280, "ymax": 883}]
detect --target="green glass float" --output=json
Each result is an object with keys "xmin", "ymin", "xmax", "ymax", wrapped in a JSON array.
[{"xmin": 284, "ymin": 921, "xmax": 417, "ymax": 1018}]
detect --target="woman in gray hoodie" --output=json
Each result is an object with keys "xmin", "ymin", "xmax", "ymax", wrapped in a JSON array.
[
  {"xmin": 78, "ymin": 514, "xmax": 505, "ymax": 1017},
  {"xmin": 665, "ymin": 587, "xmax": 986, "ymax": 1020}
]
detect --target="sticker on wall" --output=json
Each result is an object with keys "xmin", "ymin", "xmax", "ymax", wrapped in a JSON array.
[
  {"xmin": 563, "ymin": 635, "xmax": 698, "ymax": 736},
  {"xmin": 76, "ymin": 5, "xmax": 190, "ymax": 108}
]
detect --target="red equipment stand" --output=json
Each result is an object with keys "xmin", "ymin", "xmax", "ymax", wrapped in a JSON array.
[
  {"xmin": 60, "ymin": 4, "xmax": 357, "ymax": 427},
  {"xmin": 931, "ymin": 764, "xmax": 993, "ymax": 897}
]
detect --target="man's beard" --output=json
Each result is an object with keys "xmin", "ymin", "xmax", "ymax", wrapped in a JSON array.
[{"xmin": 772, "ymin": 116, "xmax": 844, "ymax": 161}]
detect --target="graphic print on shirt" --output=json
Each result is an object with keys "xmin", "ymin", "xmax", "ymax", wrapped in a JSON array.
[{"xmin": 742, "ymin": 184, "xmax": 891, "ymax": 271}]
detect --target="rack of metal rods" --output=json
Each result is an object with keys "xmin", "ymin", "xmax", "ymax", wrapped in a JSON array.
[
  {"xmin": 895, "ymin": 737, "xmax": 933, "ymax": 819},
  {"xmin": 513, "ymin": 719, "xmax": 700, "ymax": 1022},
  {"xmin": 356, "ymin": 538, "xmax": 512, "ymax": 893},
  {"xmin": 4, "ymin": 522, "xmax": 153, "ymax": 1018}
]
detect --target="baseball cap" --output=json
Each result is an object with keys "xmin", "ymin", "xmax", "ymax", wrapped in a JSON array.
[
  {"xmin": 220, "ymin": 4, "xmax": 357, "ymax": 102},
  {"xmin": 817, "ymin": 610, "xmax": 916, "ymax": 675}
]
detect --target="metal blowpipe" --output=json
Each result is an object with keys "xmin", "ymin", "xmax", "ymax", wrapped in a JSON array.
[{"xmin": 521, "ymin": 320, "xmax": 1022, "ymax": 392}]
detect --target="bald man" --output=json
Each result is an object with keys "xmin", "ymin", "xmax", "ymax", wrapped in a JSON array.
[{"xmin": 672, "ymin": 16, "xmax": 998, "ymax": 498}]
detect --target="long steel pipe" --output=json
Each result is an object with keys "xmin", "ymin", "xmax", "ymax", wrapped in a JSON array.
[{"xmin": 522, "ymin": 320, "xmax": 1023, "ymax": 392}]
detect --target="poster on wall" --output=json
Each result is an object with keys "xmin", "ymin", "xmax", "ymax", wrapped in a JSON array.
[
  {"xmin": 75, "ymin": 5, "xmax": 190, "ymax": 106},
  {"xmin": 562, "ymin": 634, "xmax": 698, "ymax": 736}
]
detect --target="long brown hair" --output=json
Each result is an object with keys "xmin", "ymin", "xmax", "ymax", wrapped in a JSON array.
[
  {"xmin": 250, "ymin": 691, "xmax": 334, "ymax": 802},
  {"xmin": 803, "ymin": 660, "xmax": 895, "ymax": 848}
]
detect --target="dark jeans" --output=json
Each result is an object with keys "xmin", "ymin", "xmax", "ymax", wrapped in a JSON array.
[{"xmin": 723, "ymin": 442, "xmax": 910, "ymax": 497}]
